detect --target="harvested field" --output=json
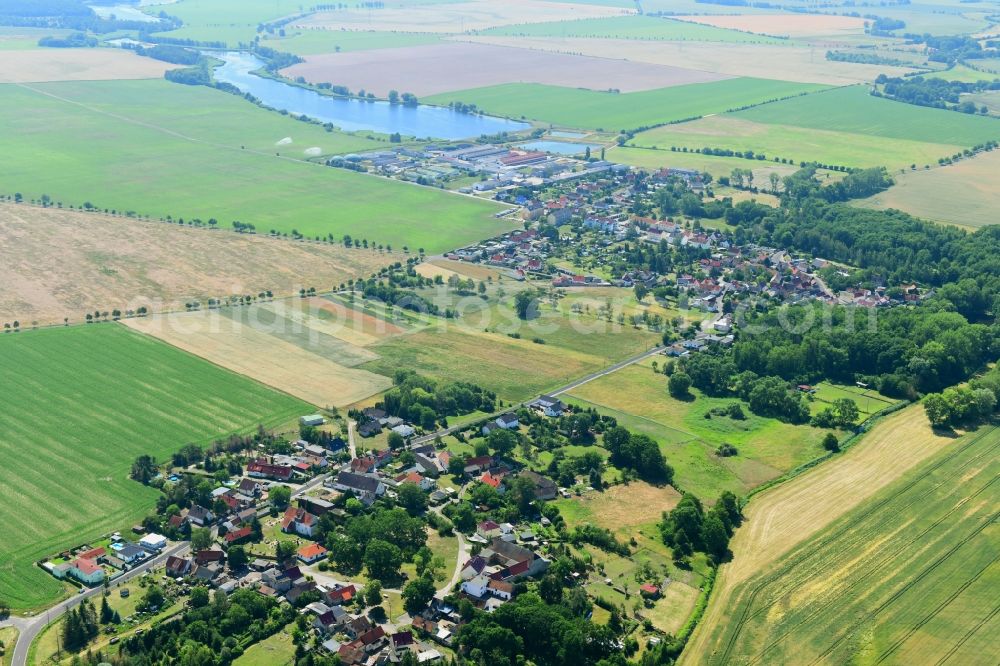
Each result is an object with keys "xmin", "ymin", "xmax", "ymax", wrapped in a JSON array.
[
  {"xmin": 859, "ymin": 149, "xmax": 1000, "ymax": 229},
  {"xmin": 426, "ymin": 258, "xmax": 504, "ymax": 281},
  {"xmin": 260, "ymin": 29, "xmax": 442, "ymax": 56},
  {"xmin": 123, "ymin": 303, "xmax": 396, "ymax": 408},
  {"xmin": 686, "ymin": 422, "xmax": 999, "ymax": 665},
  {"xmin": 295, "ymin": 0, "xmax": 631, "ymax": 34},
  {"xmin": 461, "ymin": 36, "xmax": 918, "ymax": 85},
  {"xmin": 0, "ymin": 203, "xmax": 399, "ymax": 326},
  {"xmin": 677, "ymin": 13, "xmax": 867, "ymax": 38},
  {"xmin": 682, "ymin": 404, "xmax": 959, "ymax": 664},
  {"xmin": 0, "ymin": 48, "xmax": 175, "ymax": 83},
  {"xmin": 481, "ymin": 14, "xmax": 788, "ymax": 44},
  {"xmin": 282, "ymin": 42, "xmax": 728, "ymax": 97}
]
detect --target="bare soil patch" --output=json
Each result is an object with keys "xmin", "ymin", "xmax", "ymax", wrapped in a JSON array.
[
  {"xmin": 0, "ymin": 204, "xmax": 397, "ymax": 325},
  {"xmin": 677, "ymin": 13, "xmax": 867, "ymax": 38},
  {"xmin": 296, "ymin": 0, "xmax": 631, "ymax": 34},
  {"xmin": 462, "ymin": 36, "xmax": 916, "ymax": 85},
  {"xmin": 0, "ymin": 48, "xmax": 175, "ymax": 82},
  {"xmin": 682, "ymin": 404, "xmax": 958, "ymax": 663},
  {"xmin": 281, "ymin": 41, "xmax": 728, "ymax": 97},
  {"xmin": 123, "ymin": 309, "xmax": 393, "ymax": 408}
]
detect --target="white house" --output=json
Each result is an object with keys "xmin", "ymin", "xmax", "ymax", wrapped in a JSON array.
[
  {"xmin": 461, "ymin": 575, "xmax": 489, "ymax": 598},
  {"xmin": 139, "ymin": 533, "xmax": 168, "ymax": 552}
]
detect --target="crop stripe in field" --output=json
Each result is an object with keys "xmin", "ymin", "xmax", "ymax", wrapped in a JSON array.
[
  {"xmin": 804, "ymin": 510, "xmax": 1000, "ymax": 666},
  {"xmin": 742, "ymin": 474, "xmax": 999, "ymax": 666},
  {"xmin": 873, "ymin": 555, "xmax": 999, "ymax": 664},
  {"xmin": 934, "ymin": 601, "xmax": 1000, "ymax": 665},
  {"xmin": 713, "ymin": 426, "xmax": 1000, "ymax": 664},
  {"xmin": 713, "ymin": 425, "xmax": 999, "ymax": 665}
]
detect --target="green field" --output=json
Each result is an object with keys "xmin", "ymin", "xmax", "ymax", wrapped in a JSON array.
[
  {"xmin": 425, "ymin": 78, "xmax": 828, "ymax": 131},
  {"xmin": 733, "ymin": 85, "xmax": 1000, "ymax": 146},
  {"xmin": 696, "ymin": 423, "xmax": 1000, "ymax": 665},
  {"xmin": 0, "ymin": 80, "xmax": 512, "ymax": 253},
  {"xmin": 628, "ymin": 114, "xmax": 962, "ymax": 169},
  {"xmin": 260, "ymin": 29, "xmax": 442, "ymax": 55},
  {"xmin": 564, "ymin": 359, "xmax": 832, "ymax": 499},
  {"xmin": 480, "ymin": 15, "xmax": 790, "ymax": 44},
  {"xmin": 629, "ymin": 85, "xmax": 1000, "ymax": 169},
  {"xmin": 0, "ymin": 324, "xmax": 311, "ymax": 610}
]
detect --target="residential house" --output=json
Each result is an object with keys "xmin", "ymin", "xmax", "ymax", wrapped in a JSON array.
[
  {"xmin": 165, "ymin": 555, "xmax": 194, "ymax": 578},
  {"xmin": 246, "ymin": 459, "xmax": 294, "ymax": 482},
  {"xmin": 463, "ymin": 456, "xmax": 492, "ymax": 475},
  {"xmin": 69, "ymin": 558, "xmax": 105, "ymax": 585},
  {"xmin": 332, "ymin": 471, "xmax": 386, "ymax": 504},
  {"xmin": 298, "ymin": 543, "xmax": 328, "ymax": 565},
  {"xmin": 139, "ymin": 533, "xmax": 167, "ymax": 552},
  {"xmin": 188, "ymin": 505, "xmax": 214, "ymax": 527},
  {"xmin": 533, "ymin": 395, "xmax": 565, "ymax": 417},
  {"xmin": 518, "ymin": 470, "xmax": 558, "ymax": 501}
]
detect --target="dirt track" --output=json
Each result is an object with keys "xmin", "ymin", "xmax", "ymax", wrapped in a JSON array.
[{"xmin": 682, "ymin": 405, "xmax": 957, "ymax": 663}]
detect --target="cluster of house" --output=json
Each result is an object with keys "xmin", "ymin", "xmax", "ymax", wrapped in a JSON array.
[
  {"xmin": 445, "ymin": 227, "xmax": 548, "ymax": 280},
  {"xmin": 327, "ymin": 441, "xmax": 454, "ymax": 506},
  {"xmin": 46, "ymin": 532, "xmax": 168, "ymax": 586},
  {"xmin": 356, "ymin": 407, "xmax": 417, "ymax": 439},
  {"xmin": 459, "ymin": 534, "xmax": 549, "ymax": 611}
]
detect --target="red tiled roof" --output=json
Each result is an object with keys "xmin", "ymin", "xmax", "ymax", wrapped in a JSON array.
[{"xmin": 298, "ymin": 543, "xmax": 327, "ymax": 560}]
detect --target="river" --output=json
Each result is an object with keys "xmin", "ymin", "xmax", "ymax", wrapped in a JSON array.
[{"xmin": 211, "ymin": 52, "xmax": 530, "ymax": 140}]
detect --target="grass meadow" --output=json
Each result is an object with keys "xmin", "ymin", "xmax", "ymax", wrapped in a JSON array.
[
  {"xmin": 0, "ymin": 80, "xmax": 512, "ymax": 253},
  {"xmin": 564, "ymin": 359, "xmax": 832, "ymax": 499},
  {"xmin": 0, "ymin": 324, "xmax": 311, "ymax": 611},
  {"xmin": 425, "ymin": 78, "xmax": 828, "ymax": 131},
  {"xmin": 693, "ymin": 423, "xmax": 1000, "ymax": 665},
  {"xmin": 480, "ymin": 15, "xmax": 790, "ymax": 44}
]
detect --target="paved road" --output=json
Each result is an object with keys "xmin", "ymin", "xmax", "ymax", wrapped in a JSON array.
[
  {"xmin": 6, "ymin": 542, "xmax": 189, "ymax": 666},
  {"xmin": 434, "ymin": 483, "xmax": 471, "ymax": 600},
  {"xmin": 409, "ymin": 345, "xmax": 666, "ymax": 447}
]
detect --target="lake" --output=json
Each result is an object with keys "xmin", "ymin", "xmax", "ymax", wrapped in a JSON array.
[
  {"xmin": 518, "ymin": 140, "xmax": 601, "ymax": 156},
  {"xmin": 549, "ymin": 130, "xmax": 589, "ymax": 139},
  {"xmin": 211, "ymin": 52, "xmax": 530, "ymax": 140}
]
